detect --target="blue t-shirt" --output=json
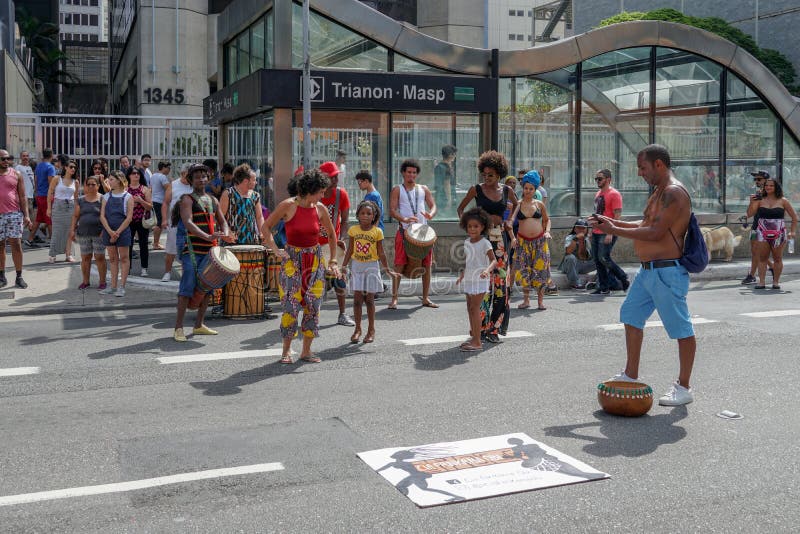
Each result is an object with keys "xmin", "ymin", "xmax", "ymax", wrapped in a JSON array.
[
  {"xmin": 363, "ymin": 190, "xmax": 385, "ymax": 231},
  {"xmin": 205, "ymin": 175, "xmax": 222, "ymax": 195},
  {"xmin": 35, "ymin": 162, "xmax": 56, "ymax": 197}
]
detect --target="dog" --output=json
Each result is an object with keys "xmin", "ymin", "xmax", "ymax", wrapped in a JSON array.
[{"xmin": 701, "ymin": 226, "xmax": 742, "ymax": 261}]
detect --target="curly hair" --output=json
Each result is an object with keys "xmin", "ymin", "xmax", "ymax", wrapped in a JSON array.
[
  {"xmin": 459, "ymin": 207, "xmax": 490, "ymax": 235},
  {"xmin": 356, "ymin": 200, "xmax": 381, "ymax": 225},
  {"xmin": 232, "ymin": 163, "xmax": 253, "ymax": 185},
  {"xmin": 296, "ymin": 169, "xmax": 330, "ymax": 197},
  {"xmin": 477, "ymin": 150, "xmax": 509, "ymax": 178},
  {"xmin": 400, "ymin": 159, "xmax": 421, "ymax": 174},
  {"xmin": 764, "ymin": 178, "xmax": 784, "ymax": 199}
]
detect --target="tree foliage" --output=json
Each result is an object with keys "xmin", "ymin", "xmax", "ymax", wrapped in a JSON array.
[{"xmin": 599, "ymin": 8, "xmax": 798, "ymax": 94}]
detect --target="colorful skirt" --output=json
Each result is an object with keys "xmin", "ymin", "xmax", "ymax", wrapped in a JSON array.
[
  {"xmin": 514, "ymin": 233, "xmax": 551, "ymax": 289},
  {"xmin": 279, "ymin": 244, "xmax": 326, "ymax": 339}
]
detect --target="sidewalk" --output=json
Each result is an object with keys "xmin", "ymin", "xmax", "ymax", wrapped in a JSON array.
[{"xmin": 2, "ymin": 241, "xmax": 798, "ymax": 317}]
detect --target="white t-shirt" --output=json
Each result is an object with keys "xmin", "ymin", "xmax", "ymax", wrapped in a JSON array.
[
  {"xmin": 169, "ymin": 179, "xmax": 194, "ymax": 213},
  {"xmin": 463, "ymin": 237, "xmax": 493, "ymax": 283},
  {"xmin": 15, "ymin": 164, "xmax": 35, "ymax": 199}
]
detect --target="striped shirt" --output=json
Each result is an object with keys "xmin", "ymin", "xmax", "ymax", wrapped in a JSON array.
[{"xmin": 182, "ymin": 194, "xmax": 217, "ymax": 256}]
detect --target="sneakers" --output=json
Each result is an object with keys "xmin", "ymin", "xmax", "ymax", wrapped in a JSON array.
[
  {"xmin": 658, "ymin": 381, "xmax": 694, "ymax": 406},
  {"xmin": 485, "ymin": 333, "xmax": 503, "ymax": 344},
  {"xmin": 608, "ymin": 371, "xmax": 639, "ymax": 383},
  {"xmin": 337, "ymin": 313, "xmax": 356, "ymax": 326},
  {"xmin": 741, "ymin": 274, "xmax": 756, "ymax": 285},
  {"xmin": 97, "ymin": 282, "xmax": 107, "ymax": 291},
  {"xmin": 99, "ymin": 285, "xmax": 115, "ymax": 295},
  {"xmin": 47, "ymin": 256, "xmax": 56, "ymax": 264},
  {"xmin": 140, "ymin": 268, "xmax": 148, "ymax": 277},
  {"xmin": 0, "ymin": 273, "xmax": 6, "ymax": 288},
  {"xmin": 23, "ymin": 239, "xmax": 34, "ymax": 247},
  {"xmin": 33, "ymin": 235, "xmax": 45, "ymax": 244},
  {"xmin": 192, "ymin": 325, "xmax": 218, "ymax": 335},
  {"xmin": 115, "ymin": 287, "xmax": 126, "ymax": 297},
  {"xmin": 544, "ymin": 285, "xmax": 559, "ymax": 296},
  {"xmin": 78, "ymin": 282, "xmax": 90, "ymax": 290},
  {"xmin": 173, "ymin": 328, "xmax": 187, "ymax": 342},
  {"xmin": 571, "ymin": 283, "xmax": 586, "ymax": 290},
  {"xmin": 585, "ymin": 281, "xmax": 597, "ymax": 290},
  {"xmin": 161, "ymin": 272, "xmax": 171, "ymax": 282},
  {"xmin": 591, "ymin": 288, "xmax": 610, "ymax": 295}
]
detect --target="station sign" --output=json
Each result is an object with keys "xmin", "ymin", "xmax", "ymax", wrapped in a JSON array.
[{"xmin": 204, "ymin": 69, "xmax": 497, "ymax": 124}]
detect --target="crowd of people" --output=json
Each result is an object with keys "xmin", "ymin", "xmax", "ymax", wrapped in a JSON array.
[{"xmin": 2, "ymin": 143, "xmax": 799, "ymax": 407}]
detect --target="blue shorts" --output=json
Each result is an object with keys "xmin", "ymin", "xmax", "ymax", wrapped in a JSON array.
[
  {"xmin": 619, "ymin": 263, "xmax": 694, "ymax": 339},
  {"xmin": 178, "ymin": 252, "xmax": 209, "ymax": 298}
]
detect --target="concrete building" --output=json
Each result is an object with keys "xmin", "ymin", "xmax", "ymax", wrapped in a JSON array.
[
  {"xmin": 109, "ymin": 0, "xmax": 215, "ymax": 116},
  {"xmin": 59, "ymin": 0, "xmax": 106, "ymax": 43},
  {"xmin": 573, "ymin": 0, "xmax": 800, "ymax": 82},
  {"xmin": 1, "ymin": 0, "xmax": 37, "ymax": 136}
]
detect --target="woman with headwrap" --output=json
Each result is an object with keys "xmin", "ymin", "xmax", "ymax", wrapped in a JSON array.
[
  {"xmin": 509, "ymin": 170, "xmax": 552, "ymax": 310},
  {"xmin": 456, "ymin": 150, "xmax": 517, "ymax": 342}
]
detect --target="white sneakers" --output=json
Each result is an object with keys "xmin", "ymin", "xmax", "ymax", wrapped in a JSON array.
[
  {"xmin": 608, "ymin": 371, "xmax": 639, "ymax": 383},
  {"xmin": 658, "ymin": 381, "xmax": 694, "ymax": 406},
  {"xmin": 115, "ymin": 287, "xmax": 126, "ymax": 297},
  {"xmin": 161, "ymin": 272, "xmax": 171, "ymax": 282},
  {"xmin": 140, "ymin": 268, "xmax": 148, "ymax": 277}
]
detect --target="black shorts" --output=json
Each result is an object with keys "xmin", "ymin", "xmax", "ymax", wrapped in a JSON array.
[{"xmin": 153, "ymin": 202, "xmax": 163, "ymax": 225}]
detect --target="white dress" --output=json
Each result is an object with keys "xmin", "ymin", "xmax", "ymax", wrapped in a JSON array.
[{"xmin": 462, "ymin": 237, "xmax": 493, "ymax": 295}]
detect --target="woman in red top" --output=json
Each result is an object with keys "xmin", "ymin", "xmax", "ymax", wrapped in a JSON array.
[{"xmin": 263, "ymin": 169, "xmax": 339, "ymax": 364}]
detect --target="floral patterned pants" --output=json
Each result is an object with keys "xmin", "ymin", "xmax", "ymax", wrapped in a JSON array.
[{"xmin": 279, "ymin": 244, "xmax": 326, "ymax": 339}]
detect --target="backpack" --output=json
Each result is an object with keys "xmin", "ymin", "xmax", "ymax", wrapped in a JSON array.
[{"xmin": 669, "ymin": 186, "xmax": 709, "ymax": 273}]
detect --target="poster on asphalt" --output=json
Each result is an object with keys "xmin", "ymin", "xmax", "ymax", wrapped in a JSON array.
[{"xmin": 357, "ymin": 432, "xmax": 609, "ymax": 507}]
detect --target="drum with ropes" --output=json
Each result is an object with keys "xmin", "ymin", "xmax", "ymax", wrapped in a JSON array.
[
  {"xmin": 188, "ymin": 246, "xmax": 240, "ymax": 309},
  {"xmin": 402, "ymin": 223, "xmax": 436, "ymax": 279}
]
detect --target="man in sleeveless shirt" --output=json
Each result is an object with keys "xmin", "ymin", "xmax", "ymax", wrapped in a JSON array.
[
  {"xmin": 388, "ymin": 159, "xmax": 438, "ymax": 309},
  {"xmin": 590, "ymin": 144, "xmax": 696, "ymax": 407},
  {"xmin": 0, "ymin": 149, "xmax": 32, "ymax": 289}
]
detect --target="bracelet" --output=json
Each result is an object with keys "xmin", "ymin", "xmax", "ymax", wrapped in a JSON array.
[{"xmin": 328, "ymin": 260, "xmax": 338, "ymax": 265}]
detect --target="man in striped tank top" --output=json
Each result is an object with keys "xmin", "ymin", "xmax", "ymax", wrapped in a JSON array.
[{"xmin": 173, "ymin": 164, "xmax": 235, "ymax": 342}]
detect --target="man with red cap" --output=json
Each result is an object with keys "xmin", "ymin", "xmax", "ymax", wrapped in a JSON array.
[{"xmin": 319, "ymin": 161, "xmax": 355, "ymax": 326}]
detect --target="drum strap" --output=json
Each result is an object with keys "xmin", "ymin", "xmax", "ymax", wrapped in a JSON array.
[{"xmin": 404, "ymin": 185, "xmax": 419, "ymax": 216}]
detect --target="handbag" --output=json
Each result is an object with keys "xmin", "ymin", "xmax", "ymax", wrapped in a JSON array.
[{"xmin": 142, "ymin": 208, "xmax": 157, "ymax": 229}]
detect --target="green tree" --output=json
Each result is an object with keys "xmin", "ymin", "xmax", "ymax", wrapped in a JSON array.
[{"xmin": 599, "ymin": 8, "xmax": 798, "ymax": 94}]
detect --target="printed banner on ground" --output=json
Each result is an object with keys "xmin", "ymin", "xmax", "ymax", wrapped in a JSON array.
[{"xmin": 358, "ymin": 433, "xmax": 609, "ymax": 507}]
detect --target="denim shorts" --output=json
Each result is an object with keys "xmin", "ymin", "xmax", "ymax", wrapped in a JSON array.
[
  {"xmin": 178, "ymin": 252, "xmax": 209, "ymax": 297},
  {"xmin": 619, "ymin": 263, "xmax": 694, "ymax": 340}
]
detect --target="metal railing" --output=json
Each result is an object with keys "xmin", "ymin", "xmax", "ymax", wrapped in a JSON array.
[{"xmin": 5, "ymin": 113, "xmax": 218, "ymax": 178}]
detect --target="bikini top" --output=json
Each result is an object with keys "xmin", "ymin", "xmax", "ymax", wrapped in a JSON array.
[
  {"xmin": 757, "ymin": 206, "xmax": 785, "ymax": 219},
  {"xmin": 516, "ymin": 205, "xmax": 542, "ymax": 220},
  {"xmin": 474, "ymin": 184, "xmax": 507, "ymax": 217}
]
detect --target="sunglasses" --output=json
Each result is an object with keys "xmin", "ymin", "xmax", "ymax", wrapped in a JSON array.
[
  {"xmin": 1, "ymin": 156, "xmax": 14, "ymax": 161},
  {"xmin": 68, "ymin": 165, "xmax": 76, "ymax": 169},
  {"xmin": 595, "ymin": 177, "xmax": 606, "ymax": 181}
]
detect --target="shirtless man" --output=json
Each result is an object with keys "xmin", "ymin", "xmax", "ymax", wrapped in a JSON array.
[{"xmin": 590, "ymin": 144, "xmax": 696, "ymax": 406}]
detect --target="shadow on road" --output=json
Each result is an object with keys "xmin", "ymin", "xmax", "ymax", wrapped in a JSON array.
[{"xmin": 542, "ymin": 406, "xmax": 688, "ymax": 458}]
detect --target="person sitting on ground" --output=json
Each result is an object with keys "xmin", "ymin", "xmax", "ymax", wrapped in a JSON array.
[{"xmin": 559, "ymin": 218, "xmax": 595, "ymax": 290}]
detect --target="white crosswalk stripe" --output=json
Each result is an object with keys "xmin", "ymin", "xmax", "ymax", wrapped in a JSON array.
[
  {"xmin": 740, "ymin": 309, "xmax": 800, "ymax": 318},
  {"xmin": 596, "ymin": 317, "xmax": 718, "ymax": 331},
  {"xmin": 0, "ymin": 367, "xmax": 40, "ymax": 377}
]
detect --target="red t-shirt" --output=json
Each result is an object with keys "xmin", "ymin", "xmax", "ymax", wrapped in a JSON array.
[
  {"xmin": 593, "ymin": 187, "xmax": 622, "ymax": 234},
  {"xmin": 318, "ymin": 187, "xmax": 350, "ymax": 244}
]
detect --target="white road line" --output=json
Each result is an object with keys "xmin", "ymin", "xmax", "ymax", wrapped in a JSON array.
[
  {"xmin": 0, "ymin": 367, "xmax": 40, "ymax": 377},
  {"xmin": 399, "ymin": 331, "xmax": 534, "ymax": 346},
  {"xmin": 597, "ymin": 317, "xmax": 718, "ymax": 331},
  {"xmin": 157, "ymin": 349, "xmax": 283, "ymax": 365},
  {"xmin": 740, "ymin": 309, "xmax": 800, "ymax": 318},
  {"xmin": 0, "ymin": 462, "xmax": 285, "ymax": 507}
]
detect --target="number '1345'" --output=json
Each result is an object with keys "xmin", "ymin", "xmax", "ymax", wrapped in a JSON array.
[{"xmin": 143, "ymin": 88, "xmax": 185, "ymax": 104}]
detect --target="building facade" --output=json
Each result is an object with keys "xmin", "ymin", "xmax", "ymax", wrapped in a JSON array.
[{"xmin": 59, "ymin": 0, "xmax": 106, "ymax": 43}]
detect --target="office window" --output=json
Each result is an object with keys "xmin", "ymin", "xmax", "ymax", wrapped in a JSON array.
[
  {"xmin": 82, "ymin": 14, "xmax": 88, "ymax": 25},
  {"xmin": 528, "ymin": 35, "xmax": 532, "ymax": 41},
  {"xmin": 517, "ymin": 10, "xmax": 523, "ymax": 16},
  {"xmin": 528, "ymin": 10, "xmax": 532, "ymax": 17},
  {"xmin": 90, "ymin": 0, "xmax": 98, "ymax": 5},
  {"xmin": 508, "ymin": 34, "xmax": 515, "ymax": 40},
  {"xmin": 90, "ymin": 34, "xmax": 98, "ymax": 42},
  {"xmin": 64, "ymin": 13, "xmax": 71, "ymax": 24},
  {"xmin": 90, "ymin": 15, "xmax": 98, "ymax": 26},
  {"xmin": 517, "ymin": 34, "xmax": 523, "ymax": 40},
  {"xmin": 508, "ymin": 9, "xmax": 515, "ymax": 16},
  {"xmin": 82, "ymin": 0, "xmax": 88, "ymax": 5}
]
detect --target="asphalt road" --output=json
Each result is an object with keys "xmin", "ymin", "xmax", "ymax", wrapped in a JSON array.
[{"xmin": 1, "ymin": 279, "xmax": 799, "ymax": 532}]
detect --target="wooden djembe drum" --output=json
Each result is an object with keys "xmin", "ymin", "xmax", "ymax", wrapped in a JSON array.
[{"xmin": 597, "ymin": 380, "xmax": 653, "ymax": 417}]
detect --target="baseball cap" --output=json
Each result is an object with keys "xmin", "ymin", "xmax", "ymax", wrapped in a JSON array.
[
  {"xmin": 750, "ymin": 170, "xmax": 770, "ymax": 179},
  {"xmin": 187, "ymin": 163, "xmax": 209, "ymax": 175},
  {"xmin": 319, "ymin": 161, "xmax": 340, "ymax": 177},
  {"xmin": 573, "ymin": 218, "xmax": 589, "ymax": 228}
]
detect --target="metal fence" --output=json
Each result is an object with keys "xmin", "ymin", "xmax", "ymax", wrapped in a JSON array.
[{"xmin": 5, "ymin": 113, "xmax": 218, "ymax": 179}]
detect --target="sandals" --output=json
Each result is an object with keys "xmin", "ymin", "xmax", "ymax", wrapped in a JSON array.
[
  {"xmin": 754, "ymin": 285, "xmax": 766, "ymax": 290},
  {"xmin": 459, "ymin": 343, "xmax": 482, "ymax": 352},
  {"xmin": 772, "ymin": 284, "xmax": 781, "ymax": 290},
  {"xmin": 518, "ymin": 303, "xmax": 530, "ymax": 309},
  {"xmin": 350, "ymin": 330, "xmax": 362, "ymax": 343},
  {"xmin": 66, "ymin": 256, "xmax": 77, "ymax": 263},
  {"xmin": 279, "ymin": 354, "xmax": 293, "ymax": 364},
  {"xmin": 363, "ymin": 331, "xmax": 375, "ymax": 343},
  {"xmin": 300, "ymin": 355, "xmax": 321, "ymax": 363}
]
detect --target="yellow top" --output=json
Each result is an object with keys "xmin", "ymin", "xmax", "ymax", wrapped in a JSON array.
[{"xmin": 347, "ymin": 225, "xmax": 384, "ymax": 263}]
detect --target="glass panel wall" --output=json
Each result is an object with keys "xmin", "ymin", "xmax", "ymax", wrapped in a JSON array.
[
  {"xmin": 291, "ymin": 3, "xmax": 388, "ymax": 71},
  {"xmin": 581, "ymin": 48, "xmax": 651, "ymax": 215},
  {"xmin": 500, "ymin": 69, "xmax": 577, "ymax": 216},
  {"xmin": 224, "ymin": 12, "xmax": 272, "ymax": 86},
  {"xmin": 655, "ymin": 48, "xmax": 723, "ymax": 213},
  {"xmin": 393, "ymin": 53, "xmax": 445, "ymax": 73},
  {"xmin": 390, "ymin": 113, "xmax": 479, "ymax": 221},
  {"xmin": 226, "ymin": 113, "xmax": 275, "ymax": 209},
  {"xmin": 291, "ymin": 110, "xmax": 390, "ymax": 222},
  {"xmin": 783, "ymin": 128, "xmax": 800, "ymax": 205},
  {"xmin": 726, "ymin": 71, "xmax": 778, "ymax": 213}
]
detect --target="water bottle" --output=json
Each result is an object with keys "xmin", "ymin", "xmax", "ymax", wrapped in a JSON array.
[{"xmin": 789, "ymin": 238, "xmax": 795, "ymax": 254}]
